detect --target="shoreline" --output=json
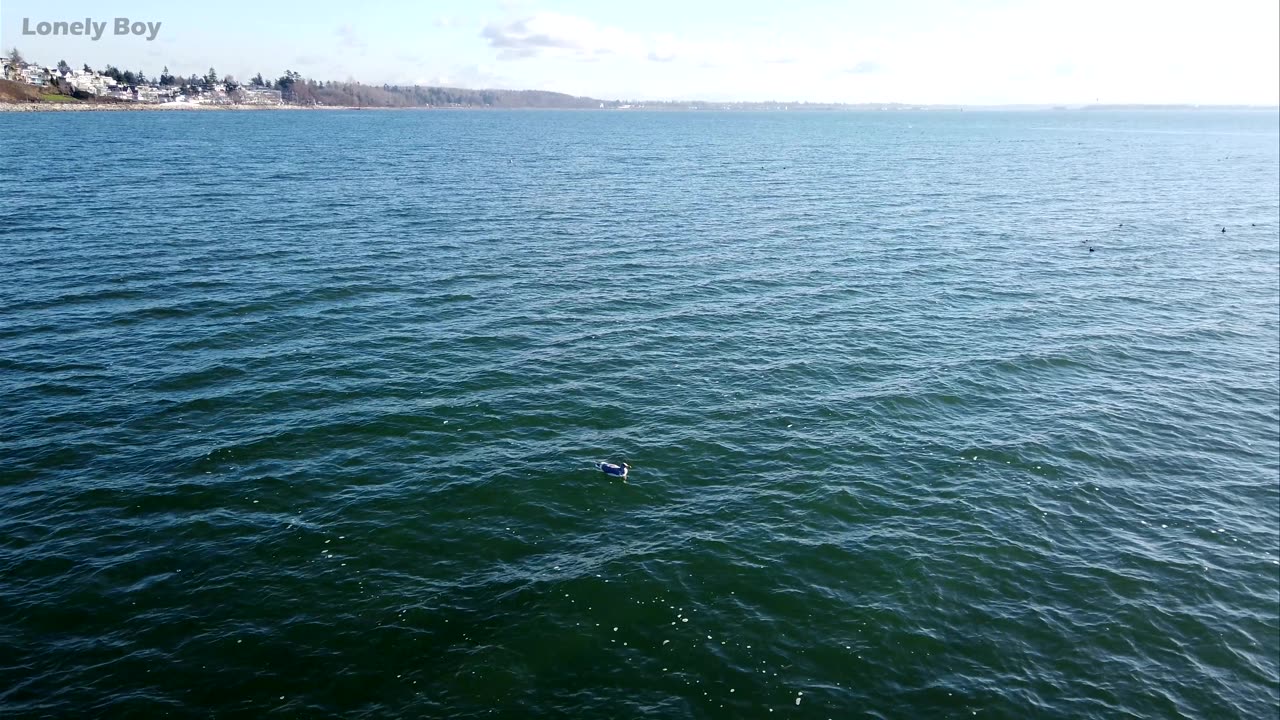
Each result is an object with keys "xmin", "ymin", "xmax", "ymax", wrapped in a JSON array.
[
  {"xmin": 0, "ymin": 102, "xmax": 358, "ymax": 112},
  {"xmin": 0, "ymin": 102, "xmax": 615, "ymax": 112},
  {"xmin": 3, "ymin": 101, "xmax": 1275, "ymax": 114}
]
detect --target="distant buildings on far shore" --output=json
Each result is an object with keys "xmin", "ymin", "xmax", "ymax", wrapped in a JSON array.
[{"xmin": 1, "ymin": 56, "xmax": 282, "ymax": 106}]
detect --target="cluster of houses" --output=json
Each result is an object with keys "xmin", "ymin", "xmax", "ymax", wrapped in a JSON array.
[
  {"xmin": 1, "ymin": 56, "xmax": 283, "ymax": 105},
  {"xmin": 0, "ymin": 56, "xmax": 52, "ymax": 87}
]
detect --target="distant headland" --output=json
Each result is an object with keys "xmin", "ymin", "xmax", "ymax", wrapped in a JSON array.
[{"xmin": 1, "ymin": 48, "xmax": 1275, "ymax": 113}]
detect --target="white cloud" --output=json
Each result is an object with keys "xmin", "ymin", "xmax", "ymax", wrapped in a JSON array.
[
  {"xmin": 481, "ymin": 13, "xmax": 644, "ymax": 61},
  {"xmin": 845, "ymin": 60, "xmax": 882, "ymax": 75},
  {"xmin": 335, "ymin": 24, "xmax": 365, "ymax": 50},
  {"xmin": 472, "ymin": 2, "xmax": 1277, "ymax": 104},
  {"xmin": 421, "ymin": 64, "xmax": 506, "ymax": 89},
  {"xmin": 647, "ymin": 34, "xmax": 679, "ymax": 63}
]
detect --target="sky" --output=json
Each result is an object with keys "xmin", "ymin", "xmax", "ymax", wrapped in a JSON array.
[{"xmin": 2, "ymin": 0, "xmax": 1277, "ymax": 105}]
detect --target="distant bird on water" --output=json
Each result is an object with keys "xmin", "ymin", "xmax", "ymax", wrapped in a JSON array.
[
  {"xmin": 596, "ymin": 461, "xmax": 629, "ymax": 479},
  {"xmin": 1222, "ymin": 226, "xmax": 1227, "ymax": 233}
]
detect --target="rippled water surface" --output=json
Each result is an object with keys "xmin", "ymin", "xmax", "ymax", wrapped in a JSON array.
[{"xmin": 2, "ymin": 110, "xmax": 1278, "ymax": 718}]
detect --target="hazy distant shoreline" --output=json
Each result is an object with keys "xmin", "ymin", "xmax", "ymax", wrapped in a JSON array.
[
  {"xmin": 1, "ymin": 101, "xmax": 1275, "ymax": 114},
  {"xmin": 0, "ymin": 102, "xmax": 339, "ymax": 112}
]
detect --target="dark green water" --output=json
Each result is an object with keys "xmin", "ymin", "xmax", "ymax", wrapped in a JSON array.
[{"xmin": 1, "ymin": 110, "xmax": 1278, "ymax": 718}]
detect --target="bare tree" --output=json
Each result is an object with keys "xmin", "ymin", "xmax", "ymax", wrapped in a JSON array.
[{"xmin": 4, "ymin": 47, "xmax": 22, "ymax": 80}]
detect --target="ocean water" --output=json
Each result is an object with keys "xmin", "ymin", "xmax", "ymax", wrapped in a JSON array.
[{"xmin": 1, "ymin": 109, "xmax": 1277, "ymax": 718}]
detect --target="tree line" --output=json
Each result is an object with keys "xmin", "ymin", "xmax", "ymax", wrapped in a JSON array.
[
  {"xmin": 262, "ymin": 69, "xmax": 607, "ymax": 108},
  {"xmin": 271, "ymin": 75, "xmax": 608, "ymax": 108}
]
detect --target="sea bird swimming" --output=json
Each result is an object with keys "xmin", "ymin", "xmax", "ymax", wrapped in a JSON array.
[{"xmin": 596, "ymin": 461, "xmax": 629, "ymax": 478}]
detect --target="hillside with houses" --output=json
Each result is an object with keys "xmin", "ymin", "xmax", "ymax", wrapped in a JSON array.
[
  {"xmin": 0, "ymin": 49, "xmax": 608, "ymax": 109},
  {"xmin": 2, "ymin": 51, "xmax": 283, "ymax": 106},
  {"xmin": 0, "ymin": 47, "xmax": 638, "ymax": 110}
]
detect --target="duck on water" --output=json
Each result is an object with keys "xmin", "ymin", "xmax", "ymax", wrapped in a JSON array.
[{"xmin": 596, "ymin": 461, "xmax": 629, "ymax": 478}]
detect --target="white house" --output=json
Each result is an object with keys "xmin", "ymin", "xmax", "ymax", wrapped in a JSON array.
[
  {"xmin": 134, "ymin": 86, "xmax": 165, "ymax": 103},
  {"xmin": 22, "ymin": 65, "xmax": 49, "ymax": 86},
  {"xmin": 65, "ymin": 71, "xmax": 115, "ymax": 96},
  {"xmin": 241, "ymin": 87, "xmax": 283, "ymax": 105}
]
